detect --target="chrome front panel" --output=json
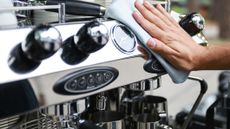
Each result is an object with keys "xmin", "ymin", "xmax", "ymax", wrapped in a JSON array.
[
  {"xmin": 0, "ymin": 20, "xmax": 159, "ymax": 121},
  {"xmin": 29, "ymin": 56, "xmax": 157, "ymax": 106},
  {"xmin": 0, "ymin": 20, "xmax": 141, "ymax": 84}
]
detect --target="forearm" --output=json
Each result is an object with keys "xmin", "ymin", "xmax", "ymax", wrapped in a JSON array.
[{"xmin": 195, "ymin": 43, "xmax": 230, "ymax": 70}]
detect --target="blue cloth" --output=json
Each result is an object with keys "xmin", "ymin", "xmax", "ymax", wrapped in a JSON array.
[{"xmin": 105, "ymin": 0, "xmax": 189, "ymax": 83}]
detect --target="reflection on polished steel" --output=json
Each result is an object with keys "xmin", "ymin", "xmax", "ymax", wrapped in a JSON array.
[
  {"xmin": 193, "ymin": 32, "xmax": 208, "ymax": 46},
  {"xmin": 96, "ymin": 93, "xmax": 108, "ymax": 111},
  {"xmin": 191, "ymin": 13, "xmax": 205, "ymax": 30},
  {"xmin": 11, "ymin": 99, "xmax": 86, "ymax": 129},
  {"xmin": 22, "ymin": 25, "xmax": 62, "ymax": 57},
  {"xmin": 97, "ymin": 117, "xmax": 124, "ymax": 129},
  {"xmin": 125, "ymin": 76, "xmax": 161, "ymax": 91},
  {"xmin": 87, "ymin": 21, "xmax": 109, "ymax": 46},
  {"xmin": 132, "ymin": 113, "xmax": 161, "ymax": 129},
  {"xmin": 84, "ymin": 111, "xmax": 125, "ymax": 129},
  {"xmin": 0, "ymin": 4, "xmax": 65, "ymax": 24},
  {"xmin": 179, "ymin": 12, "xmax": 205, "ymax": 37},
  {"xmin": 82, "ymin": 89, "xmax": 125, "ymax": 129},
  {"xmin": 8, "ymin": 24, "xmax": 63, "ymax": 74},
  {"xmin": 86, "ymin": 88, "xmax": 122, "ymax": 112},
  {"xmin": 74, "ymin": 20, "xmax": 109, "ymax": 54},
  {"xmin": 131, "ymin": 95, "xmax": 168, "ymax": 124},
  {"xmin": 0, "ymin": 21, "xmax": 141, "ymax": 84}
]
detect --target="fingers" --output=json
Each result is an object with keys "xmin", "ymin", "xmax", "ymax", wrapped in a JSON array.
[
  {"xmin": 155, "ymin": 4, "xmax": 179, "ymax": 27},
  {"xmin": 134, "ymin": 1, "xmax": 180, "ymax": 30},
  {"xmin": 134, "ymin": 1, "xmax": 168, "ymax": 30},
  {"xmin": 146, "ymin": 38, "xmax": 175, "ymax": 58},
  {"xmin": 133, "ymin": 0, "xmax": 183, "ymax": 65},
  {"xmin": 132, "ymin": 11, "xmax": 165, "ymax": 39},
  {"xmin": 137, "ymin": 38, "xmax": 177, "ymax": 64},
  {"xmin": 142, "ymin": 1, "xmax": 173, "ymax": 27}
]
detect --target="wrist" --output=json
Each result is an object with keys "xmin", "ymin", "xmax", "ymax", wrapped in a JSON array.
[{"xmin": 192, "ymin": 45, "xmax": 210, "ymax": 70}]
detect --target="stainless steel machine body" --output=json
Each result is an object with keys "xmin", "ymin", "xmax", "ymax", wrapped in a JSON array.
[{"xmin": 0, "ymin": 0, "xmax": 208, "ymax": 129}]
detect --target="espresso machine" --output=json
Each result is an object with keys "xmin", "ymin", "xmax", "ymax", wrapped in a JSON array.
[{"xmin": 0, "ymin": 0, "xmax": 209, "ymax": 129}]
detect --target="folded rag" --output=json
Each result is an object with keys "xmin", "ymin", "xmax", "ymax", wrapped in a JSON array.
[{"xmin": 105, "ymin": 0, "xmax": 190, "ymax": 83}]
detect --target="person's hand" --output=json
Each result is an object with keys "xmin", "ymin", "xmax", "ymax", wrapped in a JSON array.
[{"xmin": 132, "ymin": 0, "xmax": 208, "ymax": 71}]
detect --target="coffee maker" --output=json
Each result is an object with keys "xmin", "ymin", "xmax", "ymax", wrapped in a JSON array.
[{"xmin": 0, "ymin": 0, "xmax": 208, "ymax": 129}]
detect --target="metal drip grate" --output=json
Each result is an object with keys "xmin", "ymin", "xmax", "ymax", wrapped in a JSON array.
[
  {"xmin": 0, "ymin": 99, "xmax": 84, "ymax": 129},
  {"xmin": 18, "ymin": 116, "xmax": 59, "ymax": 129},
  {"xmin": 0, "ymin": 115, "xmax": 20, "ymax": 129},
  {"xmin": 0, "ymin": 112, "xmax": 60, "ymax": 129}
]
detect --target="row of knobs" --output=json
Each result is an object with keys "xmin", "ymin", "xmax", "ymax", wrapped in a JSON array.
[
  {"xmin": 8, "ymin": 12, "xmax": 205, "ymax": 74},
  {"xmin": 8, "ymin": 20, "xmax": 109, "ymax": 73}
]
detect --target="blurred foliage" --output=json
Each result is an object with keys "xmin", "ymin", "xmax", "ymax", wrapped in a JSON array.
[
  {"xmin": 171, "ymin": 6, "xmax": 187, "ymax": 14},
  {"xmin": 171, "ymin": 0, "xmax": 212, "ymax": 16},
  {"xmin": 200, "ymin": 0, "xmax": 211, "ymax": 6},
  {"xmin": 173, "ymin": 0, "xmax": 211, "ymax": 5}
]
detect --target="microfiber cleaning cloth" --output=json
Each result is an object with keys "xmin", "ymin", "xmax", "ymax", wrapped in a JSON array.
[{"xmin": 105, "ymin": 0, "xmax": 190, "ymax": 83}]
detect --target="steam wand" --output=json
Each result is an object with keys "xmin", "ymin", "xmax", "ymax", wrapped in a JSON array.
[{"xmin": 181, "ymin": 76, "xmax": 208, "ymax": 129}]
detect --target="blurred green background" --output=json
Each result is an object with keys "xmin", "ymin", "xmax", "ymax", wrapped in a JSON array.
[{"xmin": 171, "ymin": 0, "xmax": 230, "ymax": 44}]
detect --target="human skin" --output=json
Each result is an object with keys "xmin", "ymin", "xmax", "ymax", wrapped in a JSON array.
[{"xmin": 132, "ymin": 0, "xmax": 230, "ymax": 71}]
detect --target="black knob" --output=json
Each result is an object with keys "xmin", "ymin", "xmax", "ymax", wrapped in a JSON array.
[
  {"xmin": 75, "ymin": 20, "xmax": 109, "ymax": 53},
  {"xmin": 179, "ymin": 12, "xmax": 205, "ymax": 36},
  {"xmin": 61, "ymin": 36, "xmax": 89, "ymax": 65},
  {"xmin": 22, "ymin": 24, "xmax": 62, "ymax": 61},
  {"xmin": 61, "ymin": 20, "xmax": 109, "ymax": 65},
  {"xmin": 141, "ymin": 44, "xmax": 166, "ymax": 74},
  {"xmin": 8, "ymin": 24, "xmax": 62, "ymax": 73}
]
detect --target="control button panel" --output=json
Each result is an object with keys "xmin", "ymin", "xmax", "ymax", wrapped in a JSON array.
[{"xmin": 53, "ymin": 67, "xmax": 119, "ymax": 95}]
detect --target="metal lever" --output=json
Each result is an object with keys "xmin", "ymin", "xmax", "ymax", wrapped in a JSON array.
[{"xmin": 182, "ymin": 76, "xmax": 208, "ymax": 129}]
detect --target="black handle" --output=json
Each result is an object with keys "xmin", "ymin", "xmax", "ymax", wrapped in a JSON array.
[
  {"xmin": 141, "ymin": 41, "xmax": 166, "ymax": 74},
  {"xmin": 143, "ymin": 58, "xmax": 166, "ymax": 74},
  {"xmin": 22, "ymin": 24, "xmax": 62, "ymax": 61},
  {"xmin": 46, "ymin": 0, "xmax": 106, "ymax": 16},
  {"xmin": 60, "ymin": 20, "xmax": 109, "ymax": 65},
  {"xmin": 8, "ymin": 24, "xmax": 62, "ymax": 73},
  {"xmin": 75, "ymin": 20, "xmax": 109, "ymax": 53}
]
